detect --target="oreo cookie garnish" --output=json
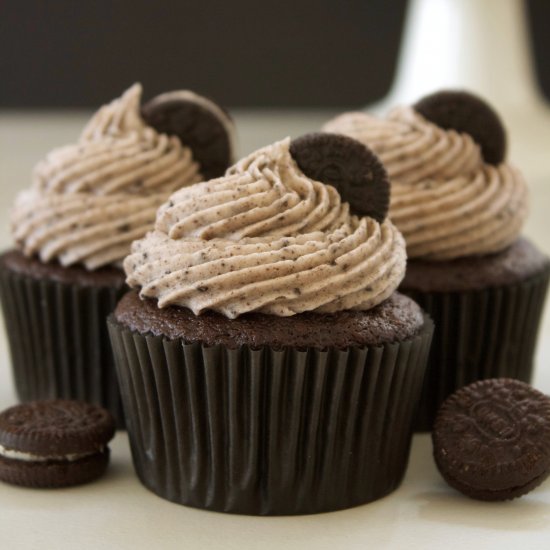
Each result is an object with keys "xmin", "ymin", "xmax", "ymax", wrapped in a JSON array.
[
  {"xmin": 290, "ymin": 133, "xmax": 390, "ymax": 222},
  {"xmin": 141, "ymin": 90, "xmax": 235, "ymax": 180},
  {"xmin": 414, "ymin": 90, "xmax": 507, "ymax": 165},
  {"xmin": 0, "ymin": 400, "xmax": 115, "ymax": 488},
  {"xmin": 432, "ymin": 379, "xmax": 550, "ymax": 501}
]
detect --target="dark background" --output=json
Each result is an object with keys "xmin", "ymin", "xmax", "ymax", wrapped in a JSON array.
[{"xmin": 1, "ymin": 0, "xmax": 549, "ymax": 108}]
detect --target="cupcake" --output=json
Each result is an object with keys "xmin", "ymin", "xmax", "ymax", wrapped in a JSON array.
[
  {"xmin": 0, "ymin": 84, "xmax": 235, "ymax": 427},
  {"xmin": 323, "ymin": 90, "xmax": 550, "ymax": 430},
  {"xmin": 108, "ymin": 133, "xmax": 433, "ymax": 515}
]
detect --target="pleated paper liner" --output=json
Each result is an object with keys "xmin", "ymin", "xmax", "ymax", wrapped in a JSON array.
[
  {"xmin": 404, "ymin": 267, "xmax": 550, "ymax": 432},
  {"xmin": 0, "ymin": 264, "xmax": 127, "ymax": 427},
  {"xmin": 108, "ymin": 314, "xmax": 433, "ymax": 515}
]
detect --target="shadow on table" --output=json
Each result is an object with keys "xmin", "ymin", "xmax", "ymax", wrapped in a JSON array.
[{"xmin": 414, "ymin": 479, "xmax": 550, "ymax": 531}]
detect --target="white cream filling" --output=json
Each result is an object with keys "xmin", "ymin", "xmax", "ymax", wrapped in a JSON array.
[{"xmin": 0, "ymin": 444, "xmax": 103, "ymax": 463}]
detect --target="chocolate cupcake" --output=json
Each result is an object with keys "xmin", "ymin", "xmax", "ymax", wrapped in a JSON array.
[
  {"xmin": 0, "ymin": 84, "xmax": 235, "ymax": 427},
  {"xmin": 323, "ymin": 90, "xmax": 550, "ymax": 431},
  {"xmin": 108, "ymin": 135, "xmax": 433, "ymax": 515}
]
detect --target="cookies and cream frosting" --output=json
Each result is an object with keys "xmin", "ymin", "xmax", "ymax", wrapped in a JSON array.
[
  {"xmin": 11, "ymin": 84, "xmax": 202, "ymax": 270},
  {"xmin": 124, "ymin": 138, "xmax": 406, "ymax": 318},
  {"xmin": 323, "ymin": 107, "xmax": 528, "ymax": 260}
]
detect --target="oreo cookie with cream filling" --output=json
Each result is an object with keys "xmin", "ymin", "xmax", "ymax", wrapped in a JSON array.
[
  {"xmin": 0, "ymin": 400, "xmax": 115, "ymax": 488},
  {"xmin": 290, "ymin": 132, "xmax": 390, "ymax": 222},
  {"xmin": 141, "ymin": 90, "xmax": 235, "ymax": 180},
  {"xmin": 414, "ymin": 90, "xmax": 507, "ymax": 165},
  {"xmin": 432, "ymin": 378, "xmax": 550, "ymax": 501}
]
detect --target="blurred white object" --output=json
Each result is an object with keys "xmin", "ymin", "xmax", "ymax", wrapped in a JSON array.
[{"xmin": 369, "ymin": 0, "xmax": 550, "ymax": 183}]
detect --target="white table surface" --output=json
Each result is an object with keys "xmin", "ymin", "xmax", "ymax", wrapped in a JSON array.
[{"xmin": 0, "ymin": 110, "xmax": 549, "ymax": 550}]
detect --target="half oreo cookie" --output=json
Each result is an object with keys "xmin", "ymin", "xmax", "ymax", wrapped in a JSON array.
[
  {"xmin": 141, "ymin": 90, "xmax": 235, "ymax": 180},
  {"xmin": 290, "ymin": 132, "xmax": 390, "ymax": 222},
  {"xmin": 432, "ymin": 378, "xmax": 550, "ymax": 501},
  {"xmin": 0, "ymin": 400, "xmax": 115, "ymax": 488},
  {"xmin": 414, "ymin": 90, "xmax": 507, "ymax": 165}
]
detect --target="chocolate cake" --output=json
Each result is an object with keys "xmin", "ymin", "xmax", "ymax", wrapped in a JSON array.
[
  {"xmin": 323, "ymin": 91, "xmax": 550, "ymax": 431},
  {"xmin": 402, "ymin": 238, "xmax": 550, "ymax": 293},
  {"xmin": 0, "ymin": 83, "xmax": 235, "ymax": 428},
  {"xmin": 0, "ymin": 250, "xmax": 126, "ymax": 288},
  {"xmin": 108, "ymin": 135, "xmax": 433, "ymax": 514},
  {"xmin": 115, "ymin": 289, "xmax": 425, "ymax": 349}
]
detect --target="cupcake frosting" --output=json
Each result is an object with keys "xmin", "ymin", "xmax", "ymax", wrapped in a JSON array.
[
  {"xmin": 323, "ymin": 107, "xmax": 528, "ymax": 260},
  {"xmin": 124, "ymin": 138, "xmax": 406, "ymax": 318},
  {"xmin": 11, "ymin": 84, "xmax": 202, "ymax": 270}
]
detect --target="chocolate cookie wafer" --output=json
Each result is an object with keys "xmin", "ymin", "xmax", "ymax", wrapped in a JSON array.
[
  {"xmin": 142, "ymin": 90, "xmax": 235, "ymax": 179},
  {"xmin": 414, "ymin": 90, "xmax": 507, "ymax": 165},
  {"xmin": 290, "ymin": 132, "xmax": 390, "ymax": 222},
  {"xmin": 432, "ymin": 378, "xmax": 550, "ymax": 501}
]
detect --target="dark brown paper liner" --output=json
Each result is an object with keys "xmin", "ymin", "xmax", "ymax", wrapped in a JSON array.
[
  {"xmin": 404, "ymin": 267, "xmax": 550, "ymax": 431},
  {"xmin": 0, "ymin": 265, "xmax": 127, "ymax": 427},
  {"xmin": 108, "ymin": 315, "xmax": 433, "ymax": 515}
]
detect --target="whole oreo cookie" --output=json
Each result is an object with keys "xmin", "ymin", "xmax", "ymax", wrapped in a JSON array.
[
  {"xmin": 0, "ymin": 400, "xmax": 115, "ymax": 488},
  {"xmin": 414, "ymin": 90, "xmax": 507, "ymax": 165},
  {"xmin": 290, "ymin": 132, "xmax": 390, "ymax": 222},
  {"xmin": 141, "ymin": 90, "xmax": 235, "ymax": 180},
  {"xmin": 433, "ymin": 379, "xmax": 550, "ymax": 501}
]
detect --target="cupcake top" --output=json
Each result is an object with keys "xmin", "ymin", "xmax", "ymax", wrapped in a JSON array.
[
  {"xmin": 323, "ymin": 91, "xmax": 529, "ymax": 261},
  {"xmin": 124, "ymin": 135, "xmax": 406, "ymax": 319},
  {"xmin": 11, "ymin": 84, "xmax": 234, "ymax": 270}
]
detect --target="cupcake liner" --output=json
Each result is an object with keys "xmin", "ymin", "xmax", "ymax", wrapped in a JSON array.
[
  {"xmin": 405, "ymin": 267, "xmax": 550, "ymax": 431},
  {"xmin": 108, "ymin": 314, "xmax": 433, "ymax": 515},
  {"xmin": 0, "ymin": 265, "xmax": 127, "ymax": 427}
]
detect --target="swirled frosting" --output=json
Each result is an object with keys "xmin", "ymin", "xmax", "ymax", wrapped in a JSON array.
[
  {"xmin": 124, "ymin": 138, "xmax": 406, "ymax": 318},
  {"xmin": 323, "ymin": 107, "xmax": 528, "ymax": 260},
  {"xmin": 11, "ymin": 84, "xmax": 202, "ymax": 269}
]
